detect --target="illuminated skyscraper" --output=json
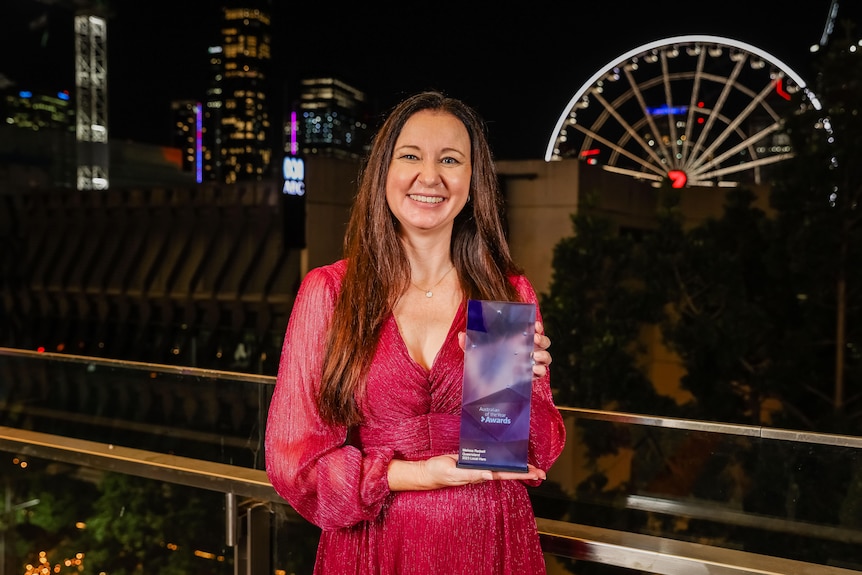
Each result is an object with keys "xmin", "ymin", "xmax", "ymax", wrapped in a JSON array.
[
  {"xmin": 205, "ymin": 3, "xmax": 273, "ymax": 184},
  {"xmin": 202, "ymin": 44, "xmax": 225, "ymax": 183},
  {"xmin": 3, "ymin": 88, "xmax": 75, "ymax": 132},
  {"xmin": 0, "ymin": 87, "xmax": 77, "ymax": 188},
  {"xmin": 171, "ymin": 99, "xmax": 203, "ymax": 183},
  {"xmin": 286, "ymin": 77, "xmax": 371, "ymax": 160}
]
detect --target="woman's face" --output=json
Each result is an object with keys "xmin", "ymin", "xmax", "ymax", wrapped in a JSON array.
[{"xmin": 385, "ymin": 109, "xmax": 472, "ymax": 237}]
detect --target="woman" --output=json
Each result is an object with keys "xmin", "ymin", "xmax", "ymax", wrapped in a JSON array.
[{"xmin": 265, "ymin": 91, "xmax": 566, "ymax": 574}]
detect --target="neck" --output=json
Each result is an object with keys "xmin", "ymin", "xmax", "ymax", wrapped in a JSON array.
[
  {"xmin": 410, "ymin": 264, "xmax": 455, "ymax": 298},
  {"xmin": 400, "ymin": 228, "xmax": 453, "ymax": 264}
]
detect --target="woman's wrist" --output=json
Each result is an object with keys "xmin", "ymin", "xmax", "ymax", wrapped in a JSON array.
[{"xmin": 388, "ymin": 458, "xmax": 428, "ymax": 492}]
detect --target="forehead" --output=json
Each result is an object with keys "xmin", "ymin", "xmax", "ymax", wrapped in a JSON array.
[{"xmin": 396, "ymin": 110, "xmax": 470, "ymax": 148}]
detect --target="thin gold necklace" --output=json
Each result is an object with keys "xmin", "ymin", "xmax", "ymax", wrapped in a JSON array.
[{"xmin": 412, "ymin": 265, "xmax": 455, "ymax": 298}]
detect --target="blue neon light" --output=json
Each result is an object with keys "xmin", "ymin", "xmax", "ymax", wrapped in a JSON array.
[
  {"xmin": 647, "ymin": 105, "xmax": 688, "ymax": 116},
  {"xmin": 195, "ymin": 103, "xmax": 203, "ymax": 184}
]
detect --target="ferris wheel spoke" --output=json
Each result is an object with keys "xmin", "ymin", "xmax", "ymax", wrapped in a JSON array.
[
  {"xmin": 622, "ymin": 66, "xmax": 675, "ymax": 166},
  {"xmin": 659, "ymin": 52, "xmax": 682, "ymax": 169},
  {"xmin": 695, "ymin": 153, "xmax": 793, "ymax": 182},
  {"xmin": 689, "ymin": 57, "xmax": 747, "ymax": 168},
  {"xmin": 592, "ymin": 87, "xmax": 666, "ymax": 168},
  {"xmin": 571, "ymin": 123, "xmax": 666, "ymax": 177},
  {"xmin": 681, "ymin": 49, "xmax": 708, "ymax": 167},
  {"xmin": 682, "ymin": 109, "xmax": 748, "ymax": 171},
  {"xmin": 688, "ymin": 122, "xmax": 783, "ymax": 179},
  {"xmin": 689, "ymin": 80, "xmax": 779, "ymax": 173},
  {"xmin": 603, "ymin": 164, "xmax": 665, "ymax": 182}
]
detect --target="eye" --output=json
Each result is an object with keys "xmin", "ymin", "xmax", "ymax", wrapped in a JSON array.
[
  {"xmin": 398, "ymin": 153, "xmax": 419, "ymax": 161},
  {"xmin": 441, "ymin": 156, "xmax": 461, "ymax": 165}
]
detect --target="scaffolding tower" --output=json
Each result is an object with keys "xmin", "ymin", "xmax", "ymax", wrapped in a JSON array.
[{"xmin": 74, "ymin": 11, "xmax": 108, "ymax": 190}]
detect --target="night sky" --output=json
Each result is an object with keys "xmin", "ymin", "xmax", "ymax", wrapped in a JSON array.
[{"xmin": 2, "ymin": 0, "xmax": 861, "ymax": 160}]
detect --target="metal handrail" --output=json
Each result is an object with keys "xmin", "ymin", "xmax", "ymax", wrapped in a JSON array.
[
  {"xmin": 0, "ymin": 346, "xmax": 274, "ymax": 385},
  {"xmin": 560, "ymin": 406, "xmax": 862, "ymax": 448},
  {"xmin": 1, "ymin": 426, "xmax": 859, "ymax": 575},
  {"xmin": 3, "ymin": 346, "xmax": 861, "ymax": 449}
]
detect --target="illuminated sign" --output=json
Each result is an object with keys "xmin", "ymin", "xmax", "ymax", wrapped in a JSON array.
[
  {"xmin": 282, "ymin": 156, "xmax": 306, "ymax": 248},
  {"xmin": 646, "ymin": 105, "xmax": 688, "ymax": 116},
  {"xmin": 283, "ymin": 156, "xmax": 305, "ymax": 196},
  {"xmin": 195, "ymin": 102, "xmax": 203, "ymax": 184}
]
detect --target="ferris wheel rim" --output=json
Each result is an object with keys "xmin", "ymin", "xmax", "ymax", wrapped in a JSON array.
[{"xmin": 544, "ymin": 34, "xmax": 820, "ymax": 163}]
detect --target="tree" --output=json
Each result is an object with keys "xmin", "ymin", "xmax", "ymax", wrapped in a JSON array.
[
  {"xmin": 1, "ymin": 462, "xmax": 234, "ymax": 575},
  {"xmin": 645, "ymin": 187, "xmax": 786, "ymax": 425},
  {"xmin": 770, "ymin": 20, "xmax": 862, "ymax": 431},
  {"xmin": 542, "ymin": 191, "xmax": 672, "ymax": 411}
]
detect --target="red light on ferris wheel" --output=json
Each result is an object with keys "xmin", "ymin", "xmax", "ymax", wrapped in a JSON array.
[
  {"xmin": 668, "ymin": 170, "xmax": 687, "ymax": 188},
  {"xmin": 774, "ymin": 78, "xmax": 791, "ymax": 101}
]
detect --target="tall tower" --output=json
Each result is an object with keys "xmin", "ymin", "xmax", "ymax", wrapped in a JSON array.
[
  {"xmin": 216, "ymin": 3, "xmax": 272, "ymax": 183},
  {"xmin": 202, "ymin": 44, "xmax": 225, "ymax": 182},
  {"xmin": 74, "ymin": 9, "xmax": 109, "ymax": 190},
  {"xmin": 288, "ymin": 77, "xmax": 371, "ymax": 161},
  {"xmin": 171, "ymin": 99, "xmax": 203, "ymax": 183}
]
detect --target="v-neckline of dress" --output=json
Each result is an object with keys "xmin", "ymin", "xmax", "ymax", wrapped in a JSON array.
[{"xmin": 392, "ymin": 300, "xmax": 466, "ymax": 374}]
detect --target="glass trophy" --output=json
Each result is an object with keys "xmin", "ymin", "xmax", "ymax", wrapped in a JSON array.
[{"xmin": 458, "ymin": 299, "xmax": 536, "ymax": 472}]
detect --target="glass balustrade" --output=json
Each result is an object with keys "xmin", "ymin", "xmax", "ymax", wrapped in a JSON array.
[{"xmin": 2, "ymin": 348, "xmax": 860, "ymax": 574}]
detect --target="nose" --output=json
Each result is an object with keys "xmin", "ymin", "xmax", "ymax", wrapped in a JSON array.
[{"xmin": 419, "ymin": 161, "xmax": 441, "ymax": 186}]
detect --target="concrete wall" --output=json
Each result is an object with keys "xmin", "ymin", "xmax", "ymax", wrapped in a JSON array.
[
  {"xmin": 303, "ymin": 156, "xmax": 358, "ymax": 273},
  {"xmin": 498, "ymin": 159, "xmax": 580, "ymax": 296}
]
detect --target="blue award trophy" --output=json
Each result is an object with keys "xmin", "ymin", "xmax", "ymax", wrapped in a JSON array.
[{"xmin": 457, "ymin": 299, "xmax": 536, "ymax": 472}]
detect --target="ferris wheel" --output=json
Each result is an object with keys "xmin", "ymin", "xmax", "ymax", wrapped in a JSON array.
[{"xmin": 544, "ymin": 35, "xmax": 822, "ymax": 188}]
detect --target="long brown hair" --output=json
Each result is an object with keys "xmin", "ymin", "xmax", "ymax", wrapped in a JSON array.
[{"xmin": 316, "ymin": 91, "xmax": 523, "ymax": 426}]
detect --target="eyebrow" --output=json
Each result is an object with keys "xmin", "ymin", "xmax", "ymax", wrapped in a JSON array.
[{"xmin": 394, "ymin": 144, "xmax": 467, "ymax": 156}]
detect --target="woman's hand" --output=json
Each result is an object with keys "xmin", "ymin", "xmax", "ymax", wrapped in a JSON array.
[
  {"xmin": 531, "ymin": 321, "xmax": 552, "ymax": 379},
  {"xmin": 458, "ymin": 320, "xmax": 552, "ymax": 379},
  {"xmin": 388, "ymin": 454, "xmax": 546, "ymax": 491}
]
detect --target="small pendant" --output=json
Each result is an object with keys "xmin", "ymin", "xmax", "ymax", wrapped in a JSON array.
[{"xmin": 425, "ymin": 291, "xmax": 433, "ymax": 298}]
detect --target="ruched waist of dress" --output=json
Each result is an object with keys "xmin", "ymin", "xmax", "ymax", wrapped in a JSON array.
[{"xmin": 357, "ymin": 412, "xmax": 461, "ymax": 460}]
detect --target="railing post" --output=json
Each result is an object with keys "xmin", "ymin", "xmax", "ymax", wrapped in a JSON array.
[
  {"xmin": 234, "ymin": 501, "xmax": 271, "ymax": 575},
  {"xmin": 225, "ymin": 492, "xmax": 237, "ymax": 547}
]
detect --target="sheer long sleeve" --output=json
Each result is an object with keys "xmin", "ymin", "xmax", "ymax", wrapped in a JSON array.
[
  {"xmin": 512, "ymin": 275, "xmax": 567, "ymax": 481},
  {"xmin": 265, "ymin": 261, "xmax": 392, "ymax": 530}
]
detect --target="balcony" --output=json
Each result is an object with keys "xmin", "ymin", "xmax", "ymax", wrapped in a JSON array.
[{"xmin": 1, "ymin": 347, "xmax": 860, "ymax": 574}]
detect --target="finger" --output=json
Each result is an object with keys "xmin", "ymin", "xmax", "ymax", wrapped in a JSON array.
[
  {"xmin": 527, "ymin": 465, "xmax": 548, "ymax": 481},
  {"xmin": 534, "ymin": 332, "xmax": 550, "ymax": 350},
  {"xmin": 469, "ymin": 471, "xmax": 492, "ymax": 485},
  {"xmin": 533, "ymin": 350, "xmax": 552, "ymax": 366},
  {"xmin": 532, "ymin": 364, "xmax": 548, "ymax": 379},
  {"xmin": 488, "ymin": 469, "xmax": 545, "ymax": 482}
]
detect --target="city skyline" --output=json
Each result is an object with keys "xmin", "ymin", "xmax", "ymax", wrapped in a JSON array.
[{"xmin": 2, "ymin": 0, "xmax": 860, "ymax": 160}]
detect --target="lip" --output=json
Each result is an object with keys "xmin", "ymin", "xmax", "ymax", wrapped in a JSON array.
[{"xmin": 408, "ymin": 194, "xmax": 445, "ymax": 204}]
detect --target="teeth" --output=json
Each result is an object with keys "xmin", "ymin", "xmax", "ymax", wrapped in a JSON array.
[{"xmin": 409, "ymin": 194, "xmax": 443, "ymax": 204}]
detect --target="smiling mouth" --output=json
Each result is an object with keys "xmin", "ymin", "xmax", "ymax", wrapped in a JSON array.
[{"xmin": 409, "ymin": 194, "xmax": 444, "ymax": 204}]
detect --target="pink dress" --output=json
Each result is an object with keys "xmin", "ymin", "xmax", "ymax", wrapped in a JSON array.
[{"xmin": 265, "ymin": 259, "xmax": 566, "ymax": 575}]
